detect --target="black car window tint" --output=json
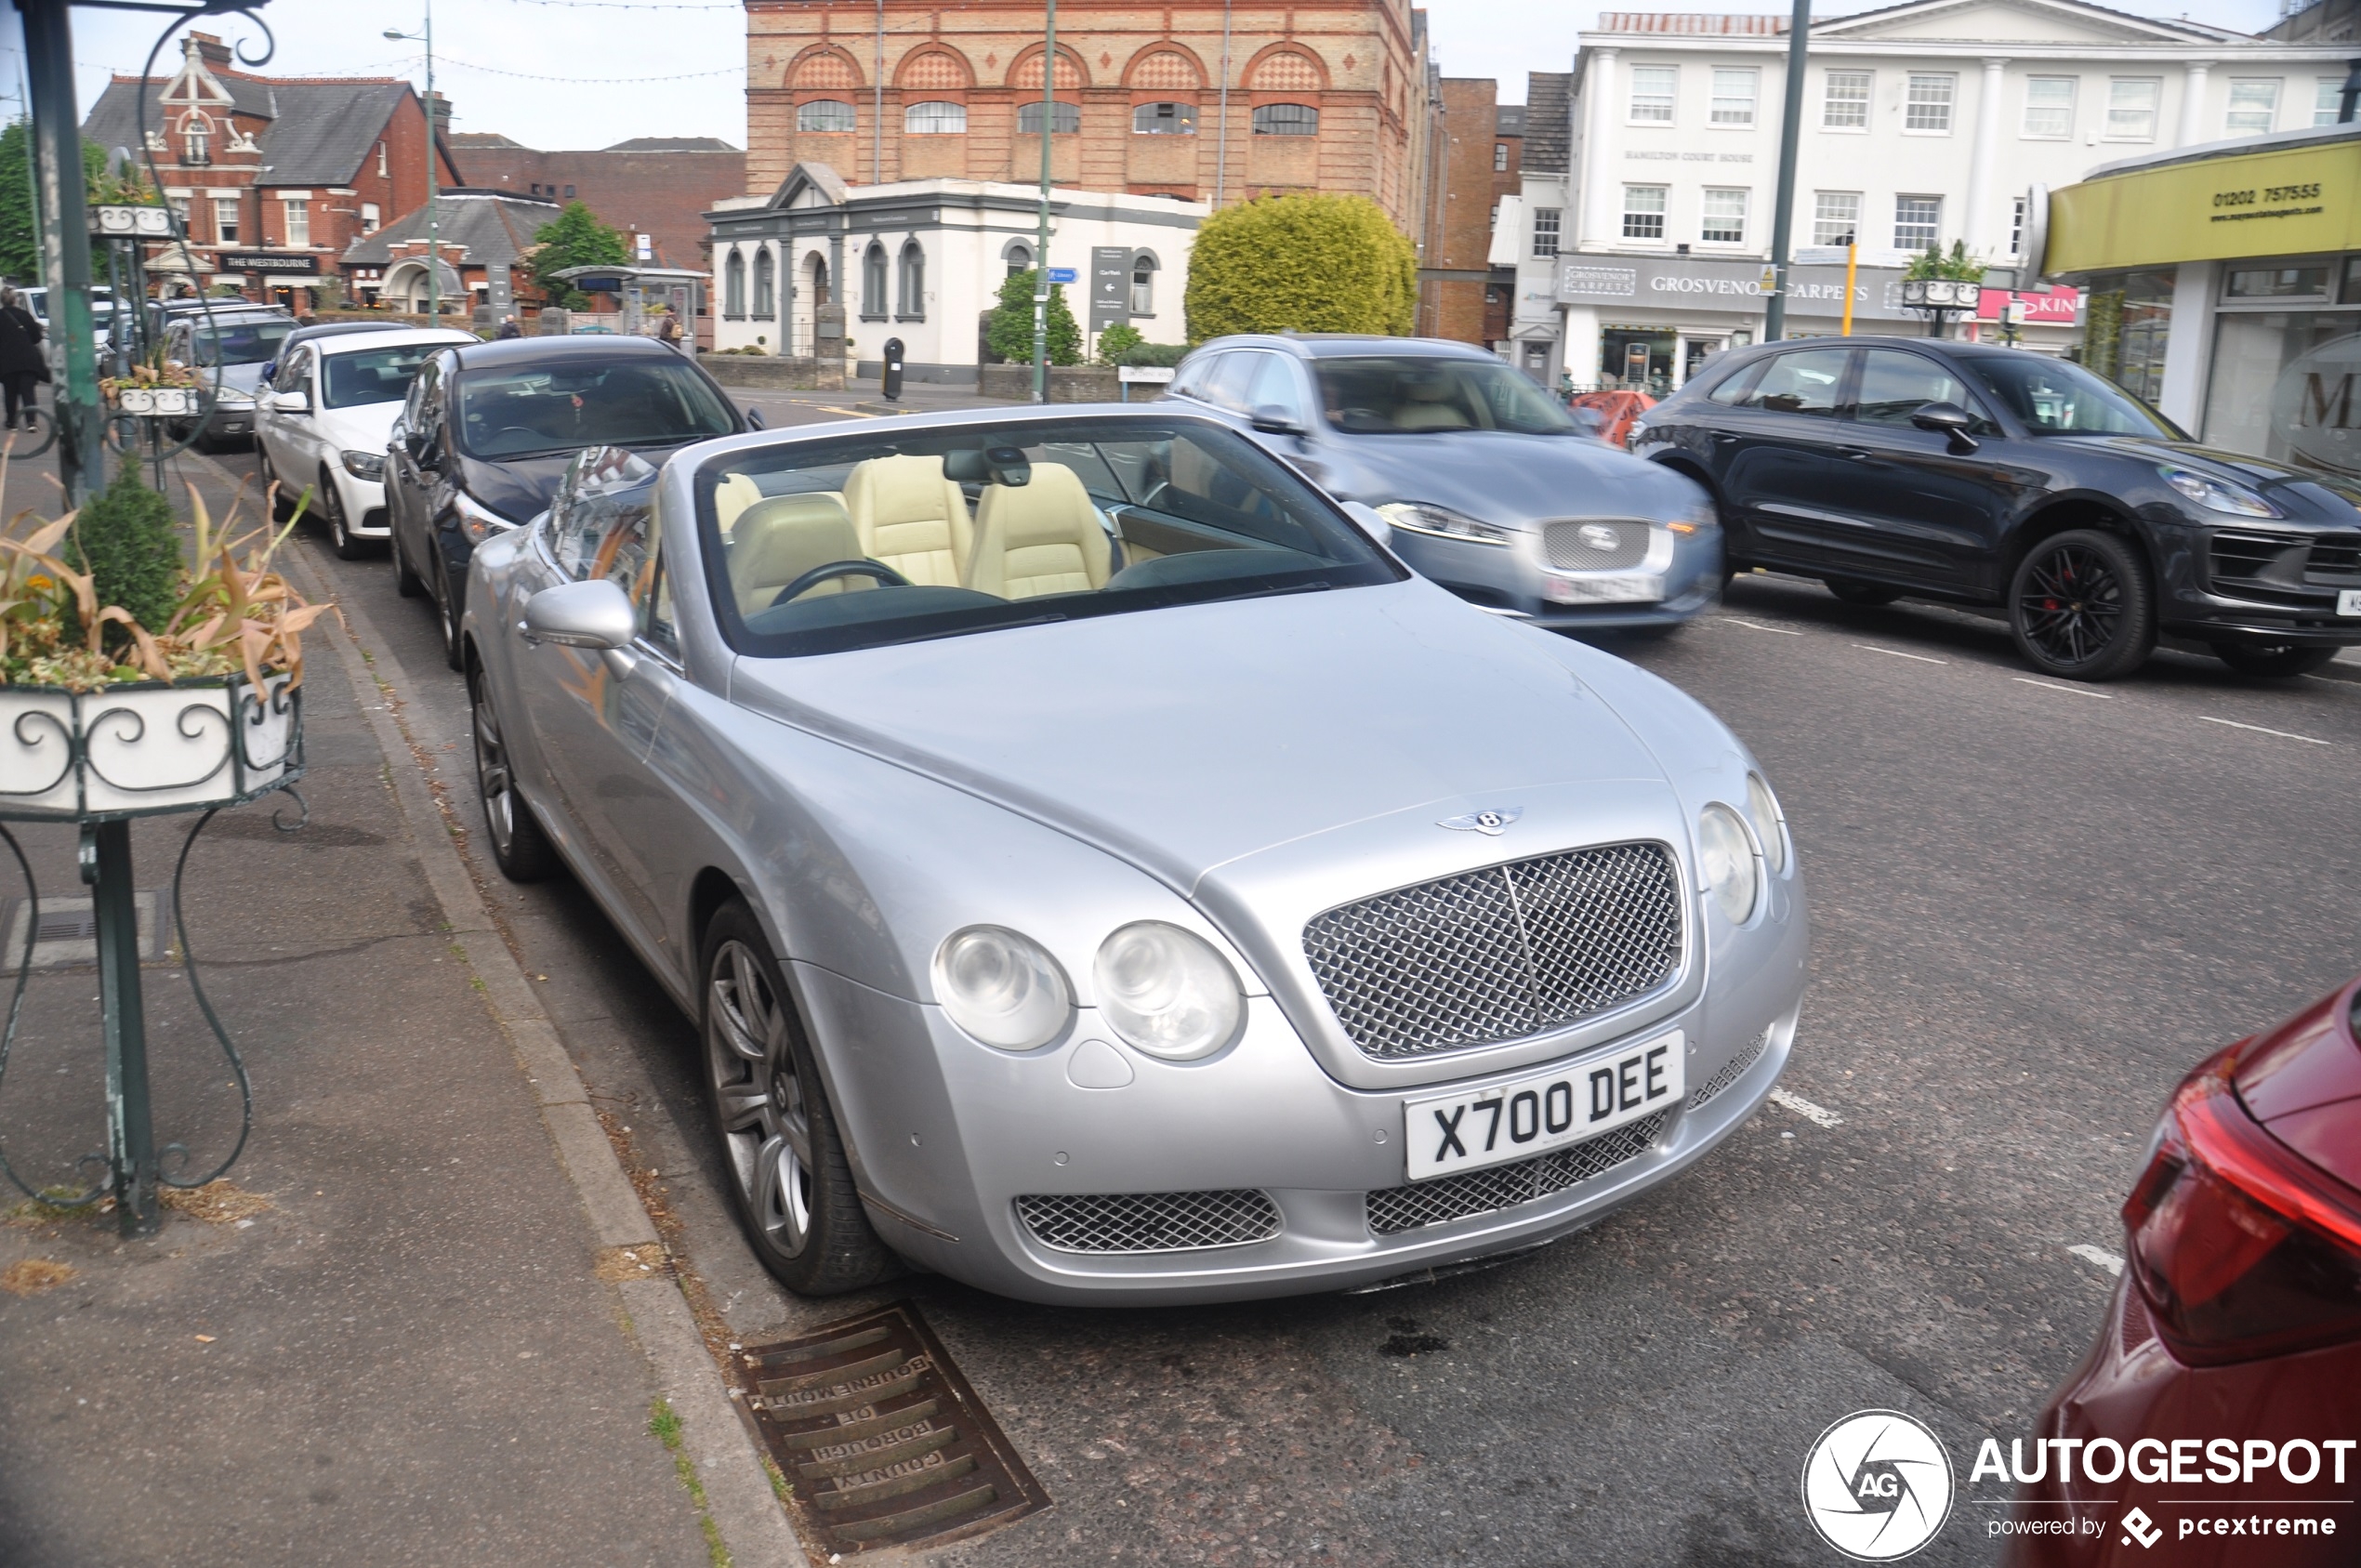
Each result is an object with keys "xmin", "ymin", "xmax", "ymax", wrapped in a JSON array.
[
  {"xmin": 1963, "ymin": 356, "xmax": 2176, "ymax": 438},
  {"xmin": 1853, "ymin": 349, "xmax": 1998, "ymax": 431},
  {"xmin": 453, "ymin": 360, "xmax": 736, "ymax": 460},
  {"xmin": 1741, "ymin": 349, "xmax": 1850, "ymax": 417},
  {"xmin": 1705, "ymin": 359, "xmax": 1769, "ymax": 406},
  {"xmin": 322, "ymin": 344, "xmax": 445, "ymax": 410}
]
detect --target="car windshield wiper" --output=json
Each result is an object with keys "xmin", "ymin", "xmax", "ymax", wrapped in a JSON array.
[{"xmin": 862, "ymin": 609, "xmax": 1071, "ymax": 650}]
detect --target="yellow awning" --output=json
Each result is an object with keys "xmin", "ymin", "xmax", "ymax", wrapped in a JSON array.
[{"xmin": 2048, "ymin": 136, "xmax": 2361, "ymax": 276}]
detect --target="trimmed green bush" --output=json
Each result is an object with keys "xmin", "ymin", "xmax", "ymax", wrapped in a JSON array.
[
  {"xmin": 1093, "ymin": 323, "xmax": 1144, "ymax": 365},
  {"xmin": 985, "ymin": 271, "xmax": 1081, "ymax": 367},
  {"xmin": 1118, "ymin": 339, "xmax": 1188, "ymax": 368},
  {"xmin": 1183, "ymin": 193, "xmax": 1418, "ymax": 342},
  {"xmin": 66, "ymin": 462, "xmax": 181, "ymax": 643}
]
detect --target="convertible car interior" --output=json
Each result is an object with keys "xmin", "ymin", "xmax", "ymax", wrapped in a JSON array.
[{"xmin": 698, "ymin": 423, "xmax": 1385, "ymax": 652}]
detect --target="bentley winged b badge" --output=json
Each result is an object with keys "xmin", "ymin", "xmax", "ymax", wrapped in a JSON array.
[{"xmin": 1439, "ymin": 807, "xmax": 1523, "ymax": 837}]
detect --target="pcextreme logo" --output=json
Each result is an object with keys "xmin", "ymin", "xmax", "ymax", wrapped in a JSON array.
[{"xmin": 1801, "ymin": 1410, "xmax": 1957, "ymax": 1561}]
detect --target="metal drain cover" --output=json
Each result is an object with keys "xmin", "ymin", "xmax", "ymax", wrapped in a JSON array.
[{"xmin": 738, "ymin": 1301, "xmax": 1049, "ymax": 1552}]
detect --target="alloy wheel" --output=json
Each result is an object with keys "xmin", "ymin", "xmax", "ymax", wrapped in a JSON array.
[
  {"xmin": 2016, "ymin": 542, "xmax": 2123, "ymax": 667},
  {"xmin": 471, "ymin": 677, "xmax": 517, "ymax": 860},
  {"xmin": 705, "ymin": 939, "xmax": 814, "ymax": 1260}
]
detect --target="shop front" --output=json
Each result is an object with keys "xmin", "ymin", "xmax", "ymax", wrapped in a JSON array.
[{"xmin": 2044, "ymin": 122, "xmax": 2361, "ymax": 472}]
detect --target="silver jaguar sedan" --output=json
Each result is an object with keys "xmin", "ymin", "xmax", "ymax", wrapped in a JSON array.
[{"xmin": 461, "ymin": 405, "xmax": 1808, "ymax": 1305}]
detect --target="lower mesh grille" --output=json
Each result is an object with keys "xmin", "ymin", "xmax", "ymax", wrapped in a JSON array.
[
  {"xmin": 1015, "ymin": 1190, "xmax": 1281, "ymax": 1254},
  {"xmin": 1365, "ymin": 1113, "xmax": 1667, "ymax": 1235},
  {"xmin": 1687, "ymin": 1027, "xmax": 1772, "ymax": 1109}
]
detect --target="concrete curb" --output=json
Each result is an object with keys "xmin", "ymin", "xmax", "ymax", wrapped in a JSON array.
[{"xmin": 259, "ymin": 507, "xmax": 802, "ymax": 1567}]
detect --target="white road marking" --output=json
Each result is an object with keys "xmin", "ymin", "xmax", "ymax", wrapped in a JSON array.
[
  {"xmin": 2013, "ymin": 677, "xmax": 2114, "ymax": 700},
  {"xmin": 2200, "ymin": 716, "xmax": 2331, "ymax": 746},
  {"xmin": 2067, "ymin": 1244, "xmax": 2125, "ymax": 1277},
  {"xmin": 1769, "ymin": 1088, "xmax": 1843, "ymax": 1127},
  {"xmin": 1721, "ymin": 616, "xmax": 1802, "ymax": 635},
  {"xmin": 1853, "ymin": 644, "xmax": 1948, "ymax": 665}
]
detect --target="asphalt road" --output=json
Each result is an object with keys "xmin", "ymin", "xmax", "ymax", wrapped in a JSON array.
[{"xmin": 211, "ymin": 417, "xmax": 2361, "ymax": 1568}]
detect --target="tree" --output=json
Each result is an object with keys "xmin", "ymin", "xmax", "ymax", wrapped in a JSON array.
[
  {"xmin": 0, "ymin": 125, "xmax": 118, "ymax": 285},
  {"xmin": 529, "ymin": 200, "xmax": 631, "ymax": 309},
  {"xmin": 1184, "ymin": 193, "xmax": 1417, "ymax": 342},
  {"xmin": 65, "ymin": 460, "xmax": 182, "ymax": 644},
  {"xmin": 985, "ymin": 270, "xmax": 1080, "ymax": 366}
]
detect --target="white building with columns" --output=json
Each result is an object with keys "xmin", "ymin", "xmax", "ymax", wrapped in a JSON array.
[{"xmin": 1508, "ymin": 0, "xmax": 2358, "ymax": 390}]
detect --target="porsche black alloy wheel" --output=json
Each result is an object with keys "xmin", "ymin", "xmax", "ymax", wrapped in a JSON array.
[
  {"xmin": 700, "ymin": 900, "xmax": 891, "ymax": 1295},
  {"xmin": 468, "ymin": 659, "xmax": 558, "ymax": 882},
  {"xmin": 2008, "ymin": 529, "xmax": 2155, "ymax": 681},
  {"xmin": 2209, "ymin": 641, "xmax": 2341, "ymax": 679}
]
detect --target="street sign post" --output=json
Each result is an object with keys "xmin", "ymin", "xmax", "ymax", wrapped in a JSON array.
[
  {"xmin": 1088, "ymin": 246, "xmax": 1129, "ymax": 333},
  {"xmin": 1047, "ymin": 267, "xmax": 1078, "ymax": 284}
]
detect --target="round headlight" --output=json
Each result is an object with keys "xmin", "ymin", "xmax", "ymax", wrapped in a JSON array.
[
  {"xmin": 1092, "ymin": 922, "xmax": 1243, "ymax": 1061},
  {"xmin": 933, "ymin": 927, "xmax": 1072, "ymax": 1050},
  {"xmin": 1697, "ymin": 804, "xmax": 1761, "ymax": 926},
  {"xmin": 1745, "ymin": 771, "xmax": 1788, "ymax": 876}
]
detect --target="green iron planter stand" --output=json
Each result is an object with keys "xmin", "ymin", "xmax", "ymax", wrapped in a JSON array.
[{"xmin": 0, "ymin": 671, "xmax": 304, "ymax": 1235}]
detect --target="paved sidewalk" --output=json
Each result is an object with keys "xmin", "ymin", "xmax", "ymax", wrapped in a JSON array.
[{"xmin": 0, "ymin": 455, "xmax": 761, "ymax": 1565}]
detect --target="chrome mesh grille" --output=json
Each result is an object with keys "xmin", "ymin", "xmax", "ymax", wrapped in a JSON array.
[
  {"xmin": 1302, "ymin": 843, "xmax": 1682, "ymax": 1061},
  {"xmin": 1365, "ymin": 1113, "xmax": 1667, "ymax": 1235},
  {"xmin": 1687, "ymin": 1025, "xmax": 1772, "ymax": 1110},
  {"xmin": 1544, "ymin": 519, "xmax": 1651, "ymax": 570},
  {"xmin": 1014, "ymin": 1190, "xmax": 1281, "ymax": 1254}
]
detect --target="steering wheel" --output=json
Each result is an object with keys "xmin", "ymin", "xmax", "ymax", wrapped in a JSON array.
[
  {"xmin": 490, "ymin": 427, "xmax": 546, "ymax": 450},
  {"xmin": 770, "ymin": 560, "xmax": 912, "ymax": 606}
]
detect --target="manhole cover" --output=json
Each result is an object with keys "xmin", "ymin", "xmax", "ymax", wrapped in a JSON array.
[{"xmin": 738, "ymin": 1301, "xmax": 1049, "ymax": 1553}]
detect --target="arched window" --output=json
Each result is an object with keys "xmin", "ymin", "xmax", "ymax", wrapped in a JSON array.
[
  {"xmin": 1003, "ymin": 241, "xmax": 1033, "ymax": 278},
  {"xmin": 1129, "ymin": 253, "xmax": 1158, "ymax": 316},
  {"xmin": 1131, "ymin": 101, "xmax": 1196, "ymax": 135},
  {"xmin": 1018, "ymin": 101, "xmax": 1080, "ymax": 134},
  {"xmin": 904, "ymin": 101, "xmax": 967, "ymax": 135},
  {"xmin": 1251, "ymin": 102, "xmax": 1319, "ymax": 136},
  {"xmin": 897, "ymin": 241, "xmax": 925, "ymax": 319},
  {"xmin": 797, "ymin": 99, "xmax": 857, "ymax": 133},
  {"xmin": 182, "ymin": 112, "xmax": 212, "ymax": 165},
  {"xmin": 752, "ymin": 247, "xmax": 775, "ymax": 317},
  {"xmin": 862, "ymin": 243, "xmax": 888, "ymax": 319},
  {"xmin": 724, "ymin": 249, "xmax": 746, "ymax": 316}
]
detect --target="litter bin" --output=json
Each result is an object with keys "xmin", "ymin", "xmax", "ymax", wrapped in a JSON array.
[{"xmin": 882, "ymin": 337, "xmax": 905, "ymax": 402}]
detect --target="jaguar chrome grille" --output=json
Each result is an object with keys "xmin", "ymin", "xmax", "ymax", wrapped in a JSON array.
[
  {"xmin": 1014, "ymin": 1190, "xmax": 1281, "ymax": 1254},
  {"xmin": 1543, "ymin": 519, "xmax": 1652, "ymax": 571},
  {"xmin": 1365, "ymin": 1113, "xmax": 1667, "ymax": 1234},
  {"xmin": 1302, "ymin": 843, "xmax": 1683, "ymax": 1061}
]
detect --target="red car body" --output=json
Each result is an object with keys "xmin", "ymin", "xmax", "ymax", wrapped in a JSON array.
[{"xmin": 2006, "ymin": 976, "xmax": 2361, "ymax": 1567}]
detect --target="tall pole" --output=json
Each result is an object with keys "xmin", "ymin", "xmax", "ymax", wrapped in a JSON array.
[
  {"xmin": 20, "ymin": 0, "xmax": 100, "ymax": 506},
  {"xmin": 1840, "ymin": 241, "xmax": 1856, "ymax": 335},
  {"xmin": 1031, "ymin": 0, "xmax": 1055, "ymax": 402},
  {"xmin": 1762, "ymin": 0, "xmax": 1811, "ymax": 342},
  {"xmin": 425, "ymin": 0, "xmax": 439, "ymax": 321},
  {"xmin": 1213, "ymin": 0, "xmax": 1233, "ymax": 209},
  {"xmin": 873, "ymin": 0, "xmax": 885, "ymax": 184}
]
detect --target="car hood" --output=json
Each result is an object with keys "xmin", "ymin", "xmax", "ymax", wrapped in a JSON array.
[
  {"xmin": 459, "ymin": 453, "xmax": 573, "ymax": 525},
  {"xmin": 2049, "ymin": 435, "xmax": 2361, "ymax": 512},
  {"xmin": 727, "ymin": 579, "xmax": 1673, "ymax": 890},
  {"xmin": 316, "ymin": 401, "xmax": 402, "ymax": 455},
  {"xmin": 1304, "ymin": 428, "xmax": 1704, "ymax": 525}
]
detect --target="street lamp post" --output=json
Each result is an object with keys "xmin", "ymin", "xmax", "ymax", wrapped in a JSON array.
[
  {"xmin": 1761, "ymin": 0, "xmax": 1812, "ymax": 342},
  {"xmin": 1031, "ymin": 0, "xmax": 1057, "ymax": 403},
  {"xmin": 19, "ymin": 0, "xmax": 101, "ymax": 506},
  {"xmin": 385, "ymin": 2, "xmax": 438, "ymax": 320}
]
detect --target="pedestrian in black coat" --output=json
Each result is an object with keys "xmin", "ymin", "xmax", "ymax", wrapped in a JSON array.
[{"xmin": 0, "ymin": 286, "xmax": 45, "ymax": 430}]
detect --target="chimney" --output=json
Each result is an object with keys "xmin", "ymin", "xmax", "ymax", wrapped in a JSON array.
[
  {"xmin": 426, "ymin": 91, "xmax": 454, "ymax": 136},
  {"xmin": 190, "ymin": 32, "xmax": 233, "ymax": 69}
]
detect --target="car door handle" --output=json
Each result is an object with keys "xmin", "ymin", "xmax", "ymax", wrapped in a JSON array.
[{"xmin": 1836, "ymin": 447, "xmax": 1873, "ymax": 462}]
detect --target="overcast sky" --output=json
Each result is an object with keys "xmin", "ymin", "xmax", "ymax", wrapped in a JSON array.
[{"xmin": 0, "ymin": 0, "xmax": 2304, "ymax": 154}]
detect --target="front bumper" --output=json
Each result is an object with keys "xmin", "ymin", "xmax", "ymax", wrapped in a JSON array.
[
  {"xmin": 200, "ymin": 402, "xmax": 257, "ymax": 441},
  {"xmin": 2160, "ymin": 522, "xmax": 2361, "ymax": 646},
  {"xmin": 1391, "ymin": 520, "xmax": 1723, "ymax": 630},
  {"xmin": 340, "ymin": 471, "xmax": 391, "ymax": 536},
  {"xmin": 793, "ymin": 895, "xmax": 1808, "ymax": 1305}
]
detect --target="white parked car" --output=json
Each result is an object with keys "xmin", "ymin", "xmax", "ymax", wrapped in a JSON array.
[{"xmin": 256, "ymin": 327, "xmax": 477, "ymax": 557}]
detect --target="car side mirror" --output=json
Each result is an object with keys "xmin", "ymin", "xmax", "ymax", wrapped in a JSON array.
[
  {"xmin": 744, "ymin": 406, "xmax": 765, "ymax": 429},
  {"xmin": 1250, "ymin": 403, "xmax": 1307, "ymax": 437},
  {"xmin": 1910, "ymin": 401, "xmax": 1981, "ymax": 454},
  {"xmin": 521, "ymin": 579, "xmax": 636, "ymax": 651},
  {"xmin": 1340, "ymin": 500, "xmax": 1393, "ymax": 549},
  {"xmin": 269, "ymin": 389, "xmax": 310, "ymax": 415}
]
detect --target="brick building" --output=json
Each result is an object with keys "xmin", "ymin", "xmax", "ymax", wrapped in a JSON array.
[
  {"xmin": 81, "ymin": 33, "xmax": 458, "ymax": 306},
  {"xmin": 447, "ymin": 133, "xmax": 746, "ymax": 271},
  {"xmin": 742, "ymin": 0, "xmax": 1441, "ymax": 232},
  {"xmin": 1415, "ymin": 77, "xmax": 1523, "ymax": 345}
]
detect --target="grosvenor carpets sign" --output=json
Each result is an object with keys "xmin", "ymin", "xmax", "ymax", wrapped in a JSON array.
[{"xmin": 1554, "ymin": 255, "xmax": 1913, "ymax": 322}]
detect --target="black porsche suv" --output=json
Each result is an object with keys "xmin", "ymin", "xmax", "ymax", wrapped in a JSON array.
[{"xmin": 1630, "ymin": 336, "xmax": 2361, "ymax": 680}]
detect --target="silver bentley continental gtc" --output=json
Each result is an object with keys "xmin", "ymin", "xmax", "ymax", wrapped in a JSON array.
[{"xmin": 462, "ymin": 407, "xmax": 1808, "ymax": 1305}]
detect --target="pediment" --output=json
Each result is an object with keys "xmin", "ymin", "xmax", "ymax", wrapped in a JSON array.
[
  {"xmin": 1816, "ymin": 0, "xmax": 2227, "ymax": 46},
  {"xmin": 771, "ymin": 162, "xmax": 850, "ymax": 211}
]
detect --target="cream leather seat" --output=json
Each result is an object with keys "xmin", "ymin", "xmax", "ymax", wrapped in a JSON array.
[
  {"xmin": 727, "ymin": 494, "xmax": 869, "ymax": 618},
  {"xmin": 714, "ymin": 472, "xmax": 763, "ymax": 534},
  {"xmin": 966, "ymin": 464, "xmax": 1115, "ymax": 600},
  {"xmin": 842, "ymin": 455, "xmax": 972, "ymax": 586},
  {"xmin": 1392, "ymin": 378, "xmax": 1473, "ymax": 430}
]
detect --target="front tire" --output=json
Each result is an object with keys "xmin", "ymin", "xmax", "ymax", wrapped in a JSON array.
[
  {"xmin": 433, "ymin": 549, "xmax": 465, "ymax": 671},
  {"xmin": 701, "ymin": 900, "xmax": 892, "ymax": 1295},
  {"xmin": 2008, "ymin": 529, "xmax": 2156, "ymax": 681},
  {"xmin": 2209, "ymin": 641, "xmax": 2341, "ymax": 678},
  {"xmin": 468, "ymin": 657, "xmax": 559, "ymax": 882},
  {"xmin": 257, "ymin": 445, "xmax": 289, "ymax": 520},
  {"xmin": 392, "ymin": 526, "xmax": 425, "ymax": 598},
  {"xmin": 1825, "ymin": 576, "xmax": 1904, "ymax": 607},
  {"xmin": 321, "ymin": 469, "xmax": 365, "ymax": 560}
]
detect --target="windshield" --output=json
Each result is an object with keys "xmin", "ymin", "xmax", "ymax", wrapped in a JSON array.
[
  {"xmin": 454, "ymin": 358, "xmax": 735, "ymax": 459},
  {"xmin": 1313, "ymin": 356, "xmax": 1576, "ymax": 435},
  {"xmin": 192, "ymin": 320, "xmax": 292, "ymax": 367},
  {"xmin": 1964, "ymin": 356, "xmax": 2177, "ymax": 438},
  {"xmin": 694, "ymin": 416, "xmax": 1402, "ymax": 658},
  {"xmin": 322, "ymin": 343, "xmax": 446, "ymax": 409}
]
